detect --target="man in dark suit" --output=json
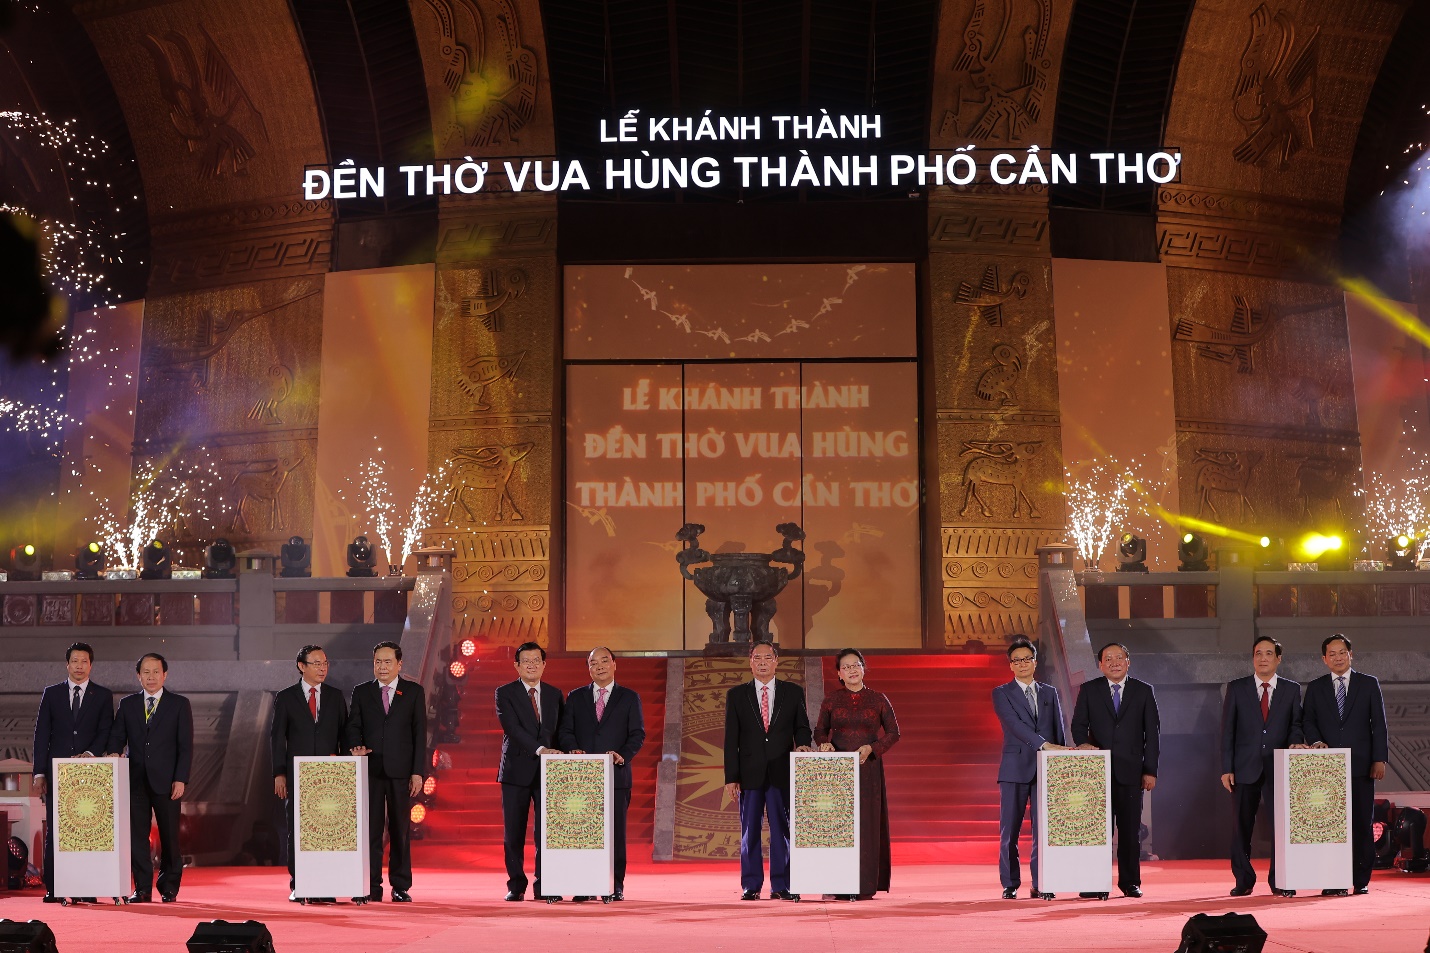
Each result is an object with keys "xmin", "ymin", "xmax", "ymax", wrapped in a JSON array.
[
  {"xmin": 106, "ymin": 652, "xmax": 193, "ymax": 903},
  {"xmin": 1302, "ymin": 633, "xmax": 1389, "ymax": 896},
  {"xmin": 1220, "ymin": 635, "xmax": 1304, "ymax": 897},
  {"xmin": 1071, "ymin": 641, "xmax": 1159, "ymax": 898},
  {"xmin": 993, "ymin": 637, "xmax": 1067, "ymax": 900},
  {"xmin": 31, "ymin": 641, "xmax": 114, "ymax": 902},
  {"xmin": 558, "ymin": 646, "xmax": 646, "ymax": 902},
  {"xmin": 345, "ymin": 640, "xmax": 426, "ymax": 903},
  {"xmin": 723, "ymin": 640, "xmax": 812, "ymax": 902},
  {"xmin": 496, "ymin": 640, "xmax": 564, "ymax": 902},
  {"xmin": 271, "ymin": 643, "xmax": 348, "ymax": 900}
]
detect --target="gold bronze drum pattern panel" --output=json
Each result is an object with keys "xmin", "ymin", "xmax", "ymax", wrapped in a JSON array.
[
  {"xmin": 297, "ymin": 760, "xmax": 359, "ymax": 853},
  {"xmin": 1288, "ymin": 752, "xmax": 1349, "ymax": 846},
  {"xmin": 56, "ymin": 762, "xmax": 114, "ymax": 853},
  {"xmin": 793, "ymin": 758, "xmax": 856, "ymax": 849},
  {"xmin": 1044, "ymin": 756, "xmax": 1108, "ymax": 848},
  {"xmin": 545, "ymin": 759, "xmax": 607, "ymax": 850}
]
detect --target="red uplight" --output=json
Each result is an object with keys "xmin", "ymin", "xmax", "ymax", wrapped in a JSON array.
[
  {"xmin": 423, "ymin": 776, "xmax": 437, "ymax": 796},
  {"xmin": 448, "ymin": 660, "xmax": 467, "ymax": 678},
  {"xmin": 431, "ymin": 749, "xmax": 443, "ymax": 768},
  {"xmin": 460, "ymin": 639, "xmax": 476, "ymax": 657},
  {"xmin": 410, "ymin": 804, "xmax": 427, "ymax": 824},
  {"xmin": 1373, "ymin": 821, "xmax": 1386, "ymax": 841}
]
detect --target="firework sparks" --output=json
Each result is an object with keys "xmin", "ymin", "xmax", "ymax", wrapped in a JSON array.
[
  {"xmin": 90, "ymin": 453, "xmax": 225, "ymax": 569},
  {"xmin": 400, "ymin": 463, "xmax": 450, "ymax": 569},
  {"xmin": 1064, "ymin": 457, "xmax": 1163, "ymax": 569},
  {"xmin": 1356, "ymin": 471, "xmax": 1430, "ymax": 544}
]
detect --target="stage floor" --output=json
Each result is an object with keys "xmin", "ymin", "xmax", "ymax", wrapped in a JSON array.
[{"xmin": 4, "ymin": 854, "xmax": 1426, "ymax": 952}]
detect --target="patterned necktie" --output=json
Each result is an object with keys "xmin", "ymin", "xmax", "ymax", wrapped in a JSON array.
[
  {"xmin": 1335, "ymin": 675, "xmax": 1347, "ymax": 719},
  {"xmin": 596, "ymin": 687, "xmax": 608, "ymax": 722},
  {"xmin": 308, "ymin": 686, "xmax": 319, "ymax": 722},
  {"xmin": 382, "ymin": 684, "xmax": 392, "ymax": 714},
  {"xmin": 71, "ymin": 684, "xmax": 81, "ymax": 716},
  {"xmin": 1024, "ymin": 684, "xmax": 1038, "ymax": 719},
  {"xmin": 529, "ymin": 686, "xmax": 540, "ymax": 722},
  {"xmin": 1260, "ymin": 682, "xmax": 1270, "ymax": 722},
  {"xmin": 1111, "ymin": 683, "xmax": 1121, "ymax": 715},
  {"xmin": 760, "ymin": 685, "xmax": 771, "ymax": 731},
  {"xmin": 145, "ymin": 696, "xmax": 156, "ymax": 722}
]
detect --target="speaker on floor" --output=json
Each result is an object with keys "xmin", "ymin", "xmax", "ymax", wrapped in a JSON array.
[
  {"xmin": 0, "ymin": 920, "xmax": 57, "ymax": 953},
  {"xmin": 1175, "ymin": 913, "xmax": 1266, "ymax": 953},
  {"xmin": 186, "ymin": 920, "xmax": 276, "ymax": 953}
]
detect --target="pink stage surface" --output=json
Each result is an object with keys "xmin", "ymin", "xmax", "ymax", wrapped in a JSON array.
[{"xmin": 4, "ymin": 849, "xmax": 1427, "ymax": 953}]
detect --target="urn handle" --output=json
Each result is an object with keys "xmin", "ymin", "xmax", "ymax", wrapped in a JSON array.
[
  {"xmin": 675, "ymin": 523, "xmax": 710, "ymax": 580},
  {"xmin": 770, "ymin": 522, "xmax": 807, "ymax": 580}
]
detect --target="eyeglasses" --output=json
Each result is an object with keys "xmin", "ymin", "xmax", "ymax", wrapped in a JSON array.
[
  {"xmin": 300, "ymin": 660, "xmax": 329, "ymax": 668},
  {"xmin": 1009, "ymin": 656, "xmax": 1036, "ymax": 664}
]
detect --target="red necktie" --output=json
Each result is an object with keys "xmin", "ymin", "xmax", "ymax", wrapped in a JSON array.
[
  {"xmin": 308, "ymin": 686, "xmax": 318, "ymax": 722},
  {"xmin": 1260, "ymin": 682, "xmax": 1270, "ymax": 722},
  {"xmin": 529, "ymin": 686, "xmax": 540, "ymax": 722},
  {"xmin": 760, "ymin": 685, "xmax": 771, "ymax": 731}
]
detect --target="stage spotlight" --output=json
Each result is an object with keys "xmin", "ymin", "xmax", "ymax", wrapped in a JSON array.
[
  {"xmin": 139, "ymin": 540, "xmax": 171, "ymax": 580},
  {"xmin": 1175, "ymin": 912, "xmax": 1266, "ymax": 953},
  {"xmin": 5, "ymin": 836, "xmax": 27, "ymax": 890},
  {"xmin": 0, "ymin": 918, "xmax": 58, "ymax": 953},
  {"xmin": 409, "ymin": 803, "xmax": 426, "ymax": 824},
  {"xmin": 203, "ymin": 538, "xmax": 237, "ymax": 580},
  {"xmin": 279, "ymin": 536, "xmax": 311, "ymax": 578},
  {"xmin": 434, "ymin": 650, "xmax": 467, "ymax": 746},
  {"xmin": 186, "ymin": 920, "xmax": 276, "ymax": 953},
  {"xmin": 1257, "ymin": 536, "xmax": 1287, "ymax": 570},
  {"xmin": 423, "ymin": 776, "xmax": 437, "ymax": 797},
  {"xmin": 345, "ymin": 535, "xmax": 376, "ymax": 578},
  {"xmin": 1387, "ymin": 534, "xmax": 1420, "ymax": 571},
  {"xmin": 9, "ymin": 544, "xmax": 40, "ymax": 581},
  {"xmin": 1395, "ymin": 806, "xmax": 1430, "ymax": 873},
  {"xmin": 1115, "ymin": 533, "xmax": 1148, "ymax": 573},
  {"xmin": 409, "ymin": 801, "xmax": 427, "ymax": 841},
  {"xmin": 74, "ymin": 542, "xmax": 104, "ymax": 580},
  {"xmin": 1177, "ymin": 532, "xmax": 1210, "ymax": 572},
  {"xmin": 459, "ymin": 638, "xmax": 477, "ymax": 658}
]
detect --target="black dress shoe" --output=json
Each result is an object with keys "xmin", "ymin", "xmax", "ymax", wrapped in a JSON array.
[
  {"xmin": 159, "ymin": 893, "xmax": 177, "ymax": 903},
  {"xmin": 368, "ymin": 889, "xmax": 383, "ymax": 902},
  {"xmin": 572, "ymin": 895, "xmax": 594, "ymax": 902},
  {"xmin": 126, "ymin": 892, "xmax": 151, "ymax": 904},
  {"xmin": 1032, "ymin": 891, "xmax": 1055, "ymax": 900},
  {"xmin": 42, "ymin": 894, "xmax": 60, "ymax": 904},
  {"xmin": 1354, "ymin": 886, "xmax": 1369, "ymax": 895},
  {"xmin": 504, "ymin": 891, "xmax": 523, "ymax": 901},
  {"xmin": 1322, "ymin": 888, "xmax": 1348, "ymax": 897},
  {"xmin": 1122, "ymin": 885, "xmax": 1142, "ymax": 898},
  {"xmin": 609, "ymin": 889, "xmax": 624, "ymax": 901},
  {"xmin": 1001, "ymin": 887, "xmax": 1018, "ymax": 899},
  {"xmin": 741, "ymin": 889, "xmax": 760, "ymax": 901},
  {"xmin": 545, "ymin": 895, "xmax": 562, "ymax": 904},
  {"xmin": 1229, "ymin": 886, "xmax": 1253, "ymax": 897},
  {"xmin": 771, "ymin": 890, "xmax": 800, "ymax": 901},
  {"xmin": 391, "ymin": 890, "xmax": 411, "ymax": 903},
  {"xmin": 1271, "ymin": 888, "xmax": 1296, "ymax": 897}
]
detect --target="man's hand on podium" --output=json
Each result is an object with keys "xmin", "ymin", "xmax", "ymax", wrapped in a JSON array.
[
  {"xmin": 275, "ymin": 776, "xmax": 288, "ymax": 799},
  {"xmin": 408, "ymin": 775, "xmax": 422, "ymax": 797},
  {"xmin": 818, "ymin": 743, "xmax": 835, "ymax": 752},
  {"xmin": 606, "ymin": 751, "xmax": 625, "ymax": 765},
  {"xmin": 1076, "ymin": 743, "xmax": 1097, "ymax": 751},
  {"xmin": 170, "ymin": 782, "xmax": 185, "ymax": 800},
  {"xmin": 351, "ymin": 746, "xmax": 371, "ymax": 756},
  {"xmin": 1289, "ymin": 743, "xmax": 1310, "ymax": 749},
  {"xmin": 794, "ymin": 745, "xmax": 812, "ymax": 753},
  {"xmin": 1220, "ymin": 773, "xmax": 1236, "ymax": 793}
]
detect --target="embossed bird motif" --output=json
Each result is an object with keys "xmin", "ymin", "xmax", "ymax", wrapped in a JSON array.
[
  {"xmin": 441, "ymin": 0, "xmax": 539, "ymax": 147},
  {"xmin": 140, "ymin": 24, "xmax": 269, "ymax": 178},
  {"xmin": 456, "ymin": 352, "xmax": 524, "ymax": 411},
  {"xmin": 246, "ymin": 365, "xmax": 293, "ymax": 423},
  {"xmin": 975, "ymin": 344, "xmax": 1022, "ymax": 406},
  {"xmin": 1232, "ymin": 4, "xmax": 1318, "ymax": 170},
  {"xmin": 1173, "ymin": 295, "xmax": 1272, "ymax": 373},
  {"xmin": 956, "ymin": 266, "xmax": 1031, "ymax": 327}
]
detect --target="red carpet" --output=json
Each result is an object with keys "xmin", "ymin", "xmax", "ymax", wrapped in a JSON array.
[{"xmin": 6, "ymin": 858, "xmax": 1424, "ymax": 952}]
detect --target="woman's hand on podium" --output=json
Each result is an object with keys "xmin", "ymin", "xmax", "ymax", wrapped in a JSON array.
[
  {"xmin": 857, "ymin": 744, "xmax": 873, "ymax": 764},
  {"xmin": 170, "ymin": 782, "xmax": 185, "ymax": 800},
  {"xmin": 1220, "ymin": 773, "xmax": 1235, "ymax": 793},
  {"xmin": 275, "ymin": 776, "xmax": 288, "ymax": 799},
  {"xmin": 818, "ymin": 743, "xmax": 835, "ymax": 752}
]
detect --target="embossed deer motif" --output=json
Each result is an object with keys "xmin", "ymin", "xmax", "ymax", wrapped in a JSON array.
[
  {"xmin": 1290, "ymin": 455, "xmax": 1352, "ymax": 523},
  {"xmin": 228, "ymin": 456, "xmax": 304, "ymax": 534},
  {"xmin": 444, "ymin": 442, "xmax": 534, "ymax": 523},
  {"xmin": 959, "ymin": 440, "xmax": 1042, "ymax": 519},
  {"xmin": 1193, "ymin": 449, "xmax": 1262, "ymax": 522}
]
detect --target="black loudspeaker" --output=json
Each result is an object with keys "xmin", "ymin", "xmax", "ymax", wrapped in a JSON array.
[
  {"xmin": 0, "ymin": 920, "xmax": 57, "ymax": 953},
  {"xmin": 1176, "ymin": 913, "xmax": 1267, "ymax": 953},
  {"xmin": 186, "ymin": 920, "xmax": 276, "ymax": 953}
]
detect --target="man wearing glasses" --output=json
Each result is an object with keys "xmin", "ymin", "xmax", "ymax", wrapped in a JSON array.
[
  {"xmin": 271, "ymin": 643, "xmax": 348, "ymax": 901},
  {"xmin": 992, "ymin": 637, "xmax": 1067, "ymax": 899}
]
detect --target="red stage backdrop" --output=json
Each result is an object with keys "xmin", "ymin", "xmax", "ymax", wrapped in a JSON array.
[{"xmin": 565, "ymin": 264, "xmax": 921, "ymax": 651}]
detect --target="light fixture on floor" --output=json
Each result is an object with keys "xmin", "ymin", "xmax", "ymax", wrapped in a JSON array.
[
  {"xmin": 74, "ymin": 542, "xmax": 104, "ymax": 580},
  {"xmin": 1177, "ymin": 532, "xmax": 1209, "ymax": 572},
  {"xmin": 345, "ymin": 535, "xmax": 376, "ymax": 578},
  {"xmin": 1386, "ymin": 534, "xmax": 1420, "ymax": 571},
  {"xmin": 1115, "ymin": 533, "xmax": 1147, "ymax": 573}
]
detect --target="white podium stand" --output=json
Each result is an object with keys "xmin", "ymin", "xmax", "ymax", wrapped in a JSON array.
[
  {"xmin": 789, "ymin": 752, "xmax": 860, "ymax": 895},
  {"xmin": 293, "ymin": 756, "xmax": 370, "ymax": 901},
  {"xmin": 540, "ymin": 754, "xmax": 614, "ymax": 899},
  {"xmin": 51, "ymin": 757, "xmax": 130, "ymax": 902},
  {"xmin": 1275, "ymin": 748, "xmax": 1353, "ymax": 891},
  {"xmin": 1037, "ymin": 749, "xmax": 1113, "ymax": 897}
]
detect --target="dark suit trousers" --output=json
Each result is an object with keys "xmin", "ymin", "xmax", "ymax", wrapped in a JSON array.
[
  {"xmin": 1111, "ymin": 781, "xmax": 1143, "ymax": 889},
  {"xmin": 613, "ymin": 787, "xmax": 631, "ymax": 890},
  {"xmin": 369, "ymin": 774, "xmax": 412, "ymax": 892},
  {"xmin": 42, "ymin": 809, "xmax": 56, "ymax": 893},
  {"xmin": 501, "ymin": 780, "xmax": 542, "ymax": 894},
  {"xmin": 1351, "ymin": 776, "xmax": 1375, "ymax": 889},
  {"xmin": 284, "ymin": 797, "xmax": 297, "ymax": 889},
  {"xmin": 1231, "ymin": 768, "xmax": 1276, "ymax": 890},
  {"xmin": 739, "ymin": 784, "xmax": 790, "ymax": 893},
  {"xmin": 998, "ymin": 781, "xmax": 1038, "ymax": 890},
  {"xmin": 131, "ymin": 775, "xmax": 182, "ymax": 897}
]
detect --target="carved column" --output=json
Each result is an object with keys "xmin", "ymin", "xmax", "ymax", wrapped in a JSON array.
[{"xmin": 926, "ymin": 0, "xmax": 1075, "ymax": 648}]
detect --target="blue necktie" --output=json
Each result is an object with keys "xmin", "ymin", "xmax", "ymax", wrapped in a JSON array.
[
  {"xmin": 1111, "ymin": 683, "xmax": 1122, "ymax": 714},
  {"xmin": 1335, "ymin": 676, "xmax": 1347, "ymax": 720}
]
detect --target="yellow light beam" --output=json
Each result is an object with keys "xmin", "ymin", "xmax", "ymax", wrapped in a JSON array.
[
  {"xmin": 1339, "ymin": 277, "xmax": 1430, "ymax": 348},
  {"xmin": 1149, "ymin": 507, "xmax": 1266, "ymax": 544}
]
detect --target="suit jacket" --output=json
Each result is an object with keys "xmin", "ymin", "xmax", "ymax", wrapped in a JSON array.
[
  {"xmin": 557, "ymin": 683, "xmax": 646, "ymax": 790},
  {"xmin": 33, "ymin": 681, "xmax": 114, "ymax": 778},
  {"xmin": 723, "ymin": 679, "xmax": 813, "ymax": 793},
  {"xmin": 271, "ymin": 681, "xmax": 349, "ymax": 779},
  {"xmin": 107, "ymin": 691, "xmax": 194, "ymax": 792},
  {"xmin": 1221, "ymin": 675, "xmax": 1304, "ymax": 782},
  {"xmin": 1071, "ymin": 676, "xmax": 1160, "ymax": 786},
  {"xmin": 496, "ymin": 679, "xmax": 563, "ymax": 786},
  {"xmin": 344, "ymin": 678, "xmax": 427, "ymax": 780},
  {"xmin": 1302, "ymin": 670, "xmax": 1389, "ymax": 777},
  {"xmin": 993, "ymin": 679, "xmax": 1066, "ymax": 784}
]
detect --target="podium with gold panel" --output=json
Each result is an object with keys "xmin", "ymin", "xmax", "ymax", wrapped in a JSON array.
[
  {"xmin": 1037, "ymin": 749, "xmax": 1113, "ymax": 898},
  {"xmin": 540, "ymin": 753, "xmax": 614, "ymax": 900},
  {"xmin": 293, "ymin": 756, "xmax": 370, "ymax": 901},
  {"xmin": 51, "ymin": 757, "xmax": 130, "ymax": 903},
  {"xmin": 1274, "ymin": 748, "xmax": 1353, "ymax": 891},
  {"xmin": 789, "ymin": 751, "xmax": 861, "ymax": 895}
]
